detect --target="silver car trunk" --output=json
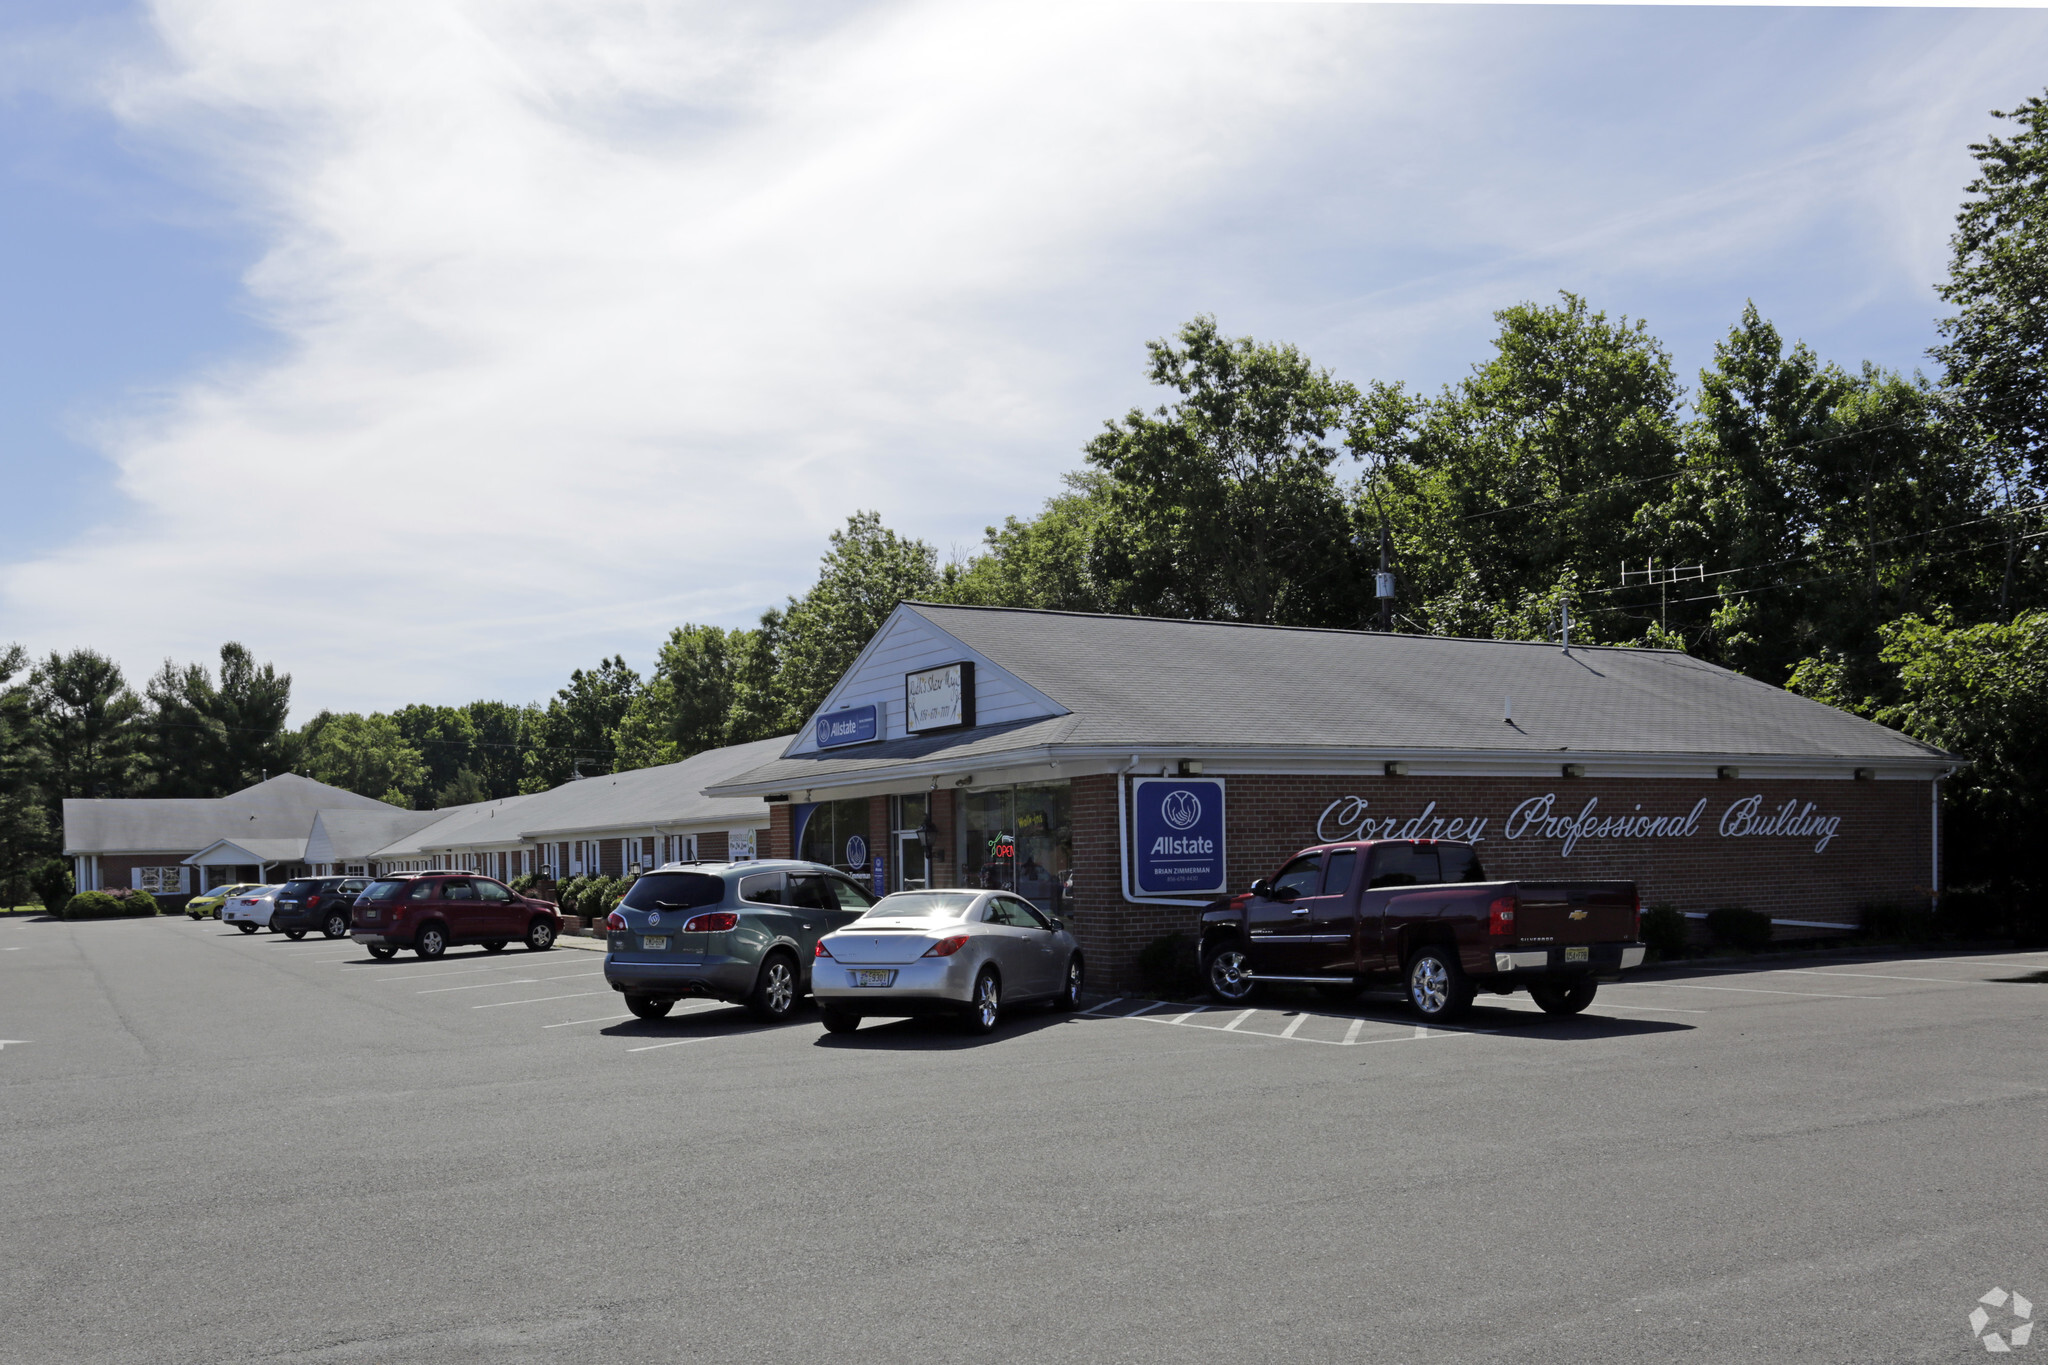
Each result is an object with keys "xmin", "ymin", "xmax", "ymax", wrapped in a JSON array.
[{"xmin": 828, "ymin": 925, "xmax": 946, "ymax": 965}]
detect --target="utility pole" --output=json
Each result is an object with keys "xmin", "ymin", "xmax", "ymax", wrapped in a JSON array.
[{"xmin": 1375, "ymin": 528, "xmax": 1394, "ymax": 632}]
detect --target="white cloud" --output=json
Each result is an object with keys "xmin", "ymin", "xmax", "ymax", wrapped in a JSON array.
[{"xmin": 3, "ymin": 2, "xmax": 2044, "ymax": 716}]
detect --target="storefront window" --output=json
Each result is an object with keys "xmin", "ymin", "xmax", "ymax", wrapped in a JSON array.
[
  {"xmin": 960, "ymin": 782, "xmax": 1072, "ymax": 919},
  {"xmin": 797, "ymin": 798, "xmax": 872, "ymax": 876}
]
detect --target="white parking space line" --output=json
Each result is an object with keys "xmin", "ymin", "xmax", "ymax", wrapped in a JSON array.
[
  {"xmin": 377, "ymin": 960, "xmax": 560, "ymax": 981},
  {"xmin": 472, "ymin": 990, "xmax": 610, "ymax": 1009},
  {"xmin": 1221, "ymin": 1009, "xmax": 1256, "ymax": 1032},
  {"xmin": 626, "ymin": 1038, "xmax": 713, "ymax": 1053},
  {"xmin": 543, "ymin": 1014, "xmax": 633, "ymax": 1028},
  {"xmin": 1122, "ymin": 1001, "xmax": 1167, "ymax": 1018},
  {"xmin": 1342, "ymin": 1018, "xmax": 1365, "ymax": 1045},
  {"xmin": 1279, "ymin": 1013, "xmax": 1309, "ymax": 1039},
  {"xmin": 1786, "ymin": 969, "xmax": 1986, "ymax": 986},
  {"xmin": 1081, "ymin": 997, "xmax": 1124, "ymax": 1015},
  {"xmin": 1169, "ymin": 1005, "xmax": 1208, "ymax": 1024},
  {"xmin": 1615, "ymin": 981, "xmax": 1867, "ymax": 1000},
  {"xmin": 413, "ymin": 972, "xmax": 597, "ymax": 994}
]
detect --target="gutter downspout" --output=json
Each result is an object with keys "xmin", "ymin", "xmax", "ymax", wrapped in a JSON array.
[
  {"xmin": 1931, "ymin": 771, "xmax": 1945, "ymax": 915},
  {"xmin": 1116, "ymin": 755, "xmax": 1215, "ymax": 909}
]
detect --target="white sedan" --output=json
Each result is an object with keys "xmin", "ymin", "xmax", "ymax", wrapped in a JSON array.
[
  {"xmin": 221, "ymin": 885, "xmax": 282, "ymax": 934},
  {"xmin": 812, "ymin": 888, "xmax": 1084, "ymax": 1035}
]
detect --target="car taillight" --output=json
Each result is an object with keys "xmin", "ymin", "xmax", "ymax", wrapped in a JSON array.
[
  {"xmin": 1488, "ymin": 896, "xmax": 1516, "ymax": 936},
  {"xmin": 815, "ymin": 939, "xmax": 833, "ymax": 958},
  {"xmin": 923, "ymin": 935, "xmax": 969, "ymax": 957},
  {"xmin": 605, "ymin": 911, "xmax": 627, "ymax": 932},
  {"xmin": 305, "ymin": 895, "xmax": 321, "ymax": 910},
  {"xmin": 682, "ymin": 912, "xmax": 738, "ymax": 933}
]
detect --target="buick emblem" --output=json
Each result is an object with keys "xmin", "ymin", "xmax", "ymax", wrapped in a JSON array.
[{"xmin": 648, "ymin": 911, "xmax": 661, "ymax": 927}]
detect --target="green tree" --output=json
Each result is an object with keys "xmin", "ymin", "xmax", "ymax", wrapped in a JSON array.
[
  {"xmin": 1933, "ymin": 90, "xmax": 2048, "ymax": 613},
  {"xmin": 0, "ymin": 646, "xmax": 50, "ymax": 902},
  {"xmin": 1359, "ymin": 293, "xmax": 1683, "ymax": 642},
  {"xmin": 946, "ymin": 472, "xmax": 1113, "ymax": 613},
  {"xmin": 1083, "ymin": 315, "xmax": 1362, "ymax": 625},
  {"xmin": 521, "ymin": 656, "xmax": 642, "ymax": 790},
  {"xmin": 30, "ymin": 650, "xmax": 144, "ymax": 804},
  {"xmin": 393, "ymin": 704, "xmax": 478, "ymax": 807},
  {"xmin": 140, "ymin": 643, "xmax": 294, "ymax": 796},
  {"xmin": 771, "ymin": 512, "xmax": 941, "ymax": 731},
  {"xmin": 212, "ymin": 643, "xmax": 293, "ymax": 788},
  {"xmin": 300, "ymin": 712, "xmax": 426, "ymax": 807},
  {"xmin": 463, "ymin": 700, "xmax": 538, "ymax": 798},
  {"xmin": 614, "ymin": 623, "xmax": 753, "ymax": 769}
]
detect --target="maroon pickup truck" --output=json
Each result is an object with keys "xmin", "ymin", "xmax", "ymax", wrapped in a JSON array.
[{"xmin": 1197, "ymin": 838, "xmax": 1644, "ymax": 1022}]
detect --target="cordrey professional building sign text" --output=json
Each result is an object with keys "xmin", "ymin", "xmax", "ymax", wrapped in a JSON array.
[{"xmin": 1314, "ymin": 792, "xmax": 1845, "ymax": 856}]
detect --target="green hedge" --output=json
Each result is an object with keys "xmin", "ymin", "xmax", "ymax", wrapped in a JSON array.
[
  {"xmin": 1705, "ymin": 906, "xmax": 1772, "ymax": 953},
  {"xmin": 1640, "ymin": 904, "xmax": 1690, "ymax": 960},
  {"xmin": 30, "ymin": 857, "xmax": 73, "ymax": 912},
  {"xmin": 60, "ymin": 889, "xmax": 160, "ymax": 921}
]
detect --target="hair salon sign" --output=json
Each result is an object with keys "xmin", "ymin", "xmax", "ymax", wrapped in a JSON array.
[{"xmin": 1314, "ymin": 791, "xmax": 1843, "ymax": 856}]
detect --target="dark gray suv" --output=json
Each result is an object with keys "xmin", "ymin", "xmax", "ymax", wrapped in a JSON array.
[{"xmin": 602, "ymin": 860, "xmax": 878, "ymax": 1021}]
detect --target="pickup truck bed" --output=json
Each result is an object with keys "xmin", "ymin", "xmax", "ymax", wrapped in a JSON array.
[{"xmin": 1197, "ymin": 839, "xmax": 1645, "ymax": 1021}]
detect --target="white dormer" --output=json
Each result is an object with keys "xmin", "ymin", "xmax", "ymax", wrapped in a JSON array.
[{"xmin": 783, "ymin": 603, "xmax": 1068, "ymax": 758}]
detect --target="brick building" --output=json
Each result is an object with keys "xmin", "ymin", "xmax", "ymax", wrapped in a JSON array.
[{"xmin": 707, "ymin": 603, "xmax": 1958, "ymax": 989}]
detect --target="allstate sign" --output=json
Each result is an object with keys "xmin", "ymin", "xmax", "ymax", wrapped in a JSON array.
[
  {"xmin": 814, "ymin": 704, "xmax": 879, "ymax": 749},
  {"xmin": 1132, "ymin": 776, "xmax": 1226, "ymax": 895}
]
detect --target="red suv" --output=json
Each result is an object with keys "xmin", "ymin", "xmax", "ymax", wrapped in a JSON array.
[{"xmin": 349, "ymin": 874, "xmax": 563, "ymax": 960}]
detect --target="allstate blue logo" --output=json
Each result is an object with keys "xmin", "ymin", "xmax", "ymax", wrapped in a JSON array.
[
  {"xmin": 845, "ymin": 835, "xmax": 868, "ymax": 869},
  {"xmin": 815, "ymin": 717, "xmax": 832, "ymax": 746},
  {"xmin": 1162, "ymin": 790, "xmax": 1201, "ymax": 830}
]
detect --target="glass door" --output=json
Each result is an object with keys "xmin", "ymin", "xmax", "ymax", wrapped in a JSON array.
[{"xmin": 890, "ymin": 793, "xmax": 930, "ymax": 892}]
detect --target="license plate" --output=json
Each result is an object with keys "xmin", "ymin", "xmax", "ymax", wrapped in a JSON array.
[
  {"xmin": 641, "ymin": 935, "xmax": 668, "ymax": 951},
  {"xmin": 854, "ymin": 969, "xmax": 896, "ymax": 988},
  {"xmin": 1564, "ymin": 946, "xmax": 1590, "ymax": 963},
  {"xmin": 362, "ymin": 910, "xmax": 378, "ymax": 920}
]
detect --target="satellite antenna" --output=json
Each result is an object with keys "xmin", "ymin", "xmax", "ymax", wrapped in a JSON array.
[{"xmin": 1620, "ymin": 557, "xmax": 1707, "ymax": 631}]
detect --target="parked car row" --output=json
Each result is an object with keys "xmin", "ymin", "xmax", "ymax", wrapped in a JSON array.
[{"xmin": 202, "ymin": 837, "xmax": 1647, "ymax": 1036}]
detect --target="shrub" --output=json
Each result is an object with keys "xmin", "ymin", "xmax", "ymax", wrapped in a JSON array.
[
  {"xmin": 556, "ymin": 876, "xmax": 589, "ymax": 915},
  {"xmin": 29, "ymin": 857, "xmax": 72, "ymax": 913},
  {"xmin": 1640, "ymin": 904, "xmax": 1690, "ymax": 960},
  {"xmin": 59, "ymin": 889, "xmax": 159, "ymax": 921},
  {"xmin": 1705, "ymin": 906, "xmax": 1773, "ymax": 953},
  {"xmin": 1860, "ymin": 902, "xmax": 1935, "ymax": 942},
  {"xmin": 1135, "ymin": 932, "xmax": 1203, "ymax": 999}
]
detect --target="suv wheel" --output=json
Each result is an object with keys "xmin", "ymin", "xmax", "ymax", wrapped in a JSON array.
[
  {"xmin": 482, "ymin": 940, "xmax": 507, "ymax": 954},
  {"xmin": 626, "ymin": 995, "xmax": 672, "ymax": 1020},
  {"xmin": 284, "ymin": 929, "xmax": 306, "ymax": 941},
  {"xmin": 322, "ymin": 912, "xmax": 349, "ymax": 939},
  {"xmin": 1405, "ymin": 945, "xmax": 1474, "ymax": 1023},
  {"xmin": 963, "ymin": 968, "xmax": 1001, "ymax": 1034},
  {"xmin": 367, "ymin": 945, "xmax": 398, "ymax": 960},
  {"xmin": 1051, "ymin": 955, "xmax": 1083, "ymax": 1011},
  {"xmin": 1202, "ymin": 942, "xmax": 1255, "ymax": 1002},
  {"xmin": 1530, "ymin": 981, "xmax": 1598, "ymax": 1016},
  {"xmin": 524, "ymin": 918, "xmax": 555, "ymax": 952},
  {"xmin": 746, "ymin": 952, "xmax": 797, "ymax": 1021},
  {"xmin": 414, "ymin": 922, "xmax": 448, "ymax": 960}
]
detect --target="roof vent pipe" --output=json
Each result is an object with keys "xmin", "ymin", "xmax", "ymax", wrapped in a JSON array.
[{"xmin": 1503, "ymin": 694, "xmax": 1513, "ymax": 725}]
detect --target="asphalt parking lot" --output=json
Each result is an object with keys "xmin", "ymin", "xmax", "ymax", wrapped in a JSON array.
[{"xmin": 3, "ymin": 914, "xmax": 2044, "ymax": 1364}]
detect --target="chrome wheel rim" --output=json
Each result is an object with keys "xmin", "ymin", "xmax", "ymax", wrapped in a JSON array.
[
  {"xmin": 421, "ymin": 929, "xmax": 443, "ymax": 955},
  {"xmin": 1209, "ymin": 950, "xmax": 1253, "ymax": 999},
  {"xmin": 1411, "ymin": 957, "xmax": 1449, "ymax": 1013},
  {"xmin": 1067, "ymin": 960, "xmax": 1082, "ymax": 1002},
  {"xmin": 531, "ymin": 923, "xmax": 553, "ymax": 949},
  {"xmin": 976, "ymin": 975, "xmax": 999, "ymax": 1027},
  {"xmin": 765, "ymin": 962, "xmax": 793, "ymax": 1014},
  {"xmin": 326, "ymin": 915, "xmax": 346, "ymax": 937}
]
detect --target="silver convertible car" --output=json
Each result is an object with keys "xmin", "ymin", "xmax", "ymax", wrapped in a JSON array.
[{"xmin": 812, "ymin": 888, "xmax": 1084, "ymax": 1034}]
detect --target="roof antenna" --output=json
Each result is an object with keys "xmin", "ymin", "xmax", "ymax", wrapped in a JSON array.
[{"xmin": 1556, "ymin": 601, "xmax": 1572, "ymax": 656}]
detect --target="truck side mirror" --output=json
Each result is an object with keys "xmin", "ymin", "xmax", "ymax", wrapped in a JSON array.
[{"xmin": 1249, "ymin": 878, "xmax": 1273, "ymax": 898}]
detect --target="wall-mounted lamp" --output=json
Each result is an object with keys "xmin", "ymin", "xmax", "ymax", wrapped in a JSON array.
[
  {"xmin": 952, "ymin": 774, "xmax": 974, "ymax": 787},
  {"xmin": 1384, "ymin": 761, "xmax": 1409, "ymax": 778},
  {"xmin": 1178, "ymin": 760, "xmax": 1204, "ymax": 776},
  {"xmin": 1717, "ymin": 766, "xmax": 1740, "ymax": 781},
  {"xmin": 1854, "ymin": 768, "xmax": 1876, "ymax": 781},
  {"xmin": 1562, "ymin": 763, "xmax": 1586, "ymax": 779},
  {"xmin": 763, "ymin": 793, "xmax": 790, "ymax": 804}
]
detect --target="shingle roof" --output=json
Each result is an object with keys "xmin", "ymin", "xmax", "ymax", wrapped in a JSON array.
[
  {"xmin": 374, "ymin": 794, "xmax": 545, "ymax": 857},
  {"xmin": 712, "ymin": 603, "xmax": 1951, "ymax": 791},
  {"xmin": 64, "ymin": 773, "xmax": 401, "ymax": 855},
  {"xmin": 305, "ymin": 808, "xmax": 448, "ymax": 864}
]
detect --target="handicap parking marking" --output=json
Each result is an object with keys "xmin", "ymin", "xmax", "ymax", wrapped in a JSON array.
[{"xmin": 1098, "ymin": 998, "xmax": 1494, "ymax": 1047}]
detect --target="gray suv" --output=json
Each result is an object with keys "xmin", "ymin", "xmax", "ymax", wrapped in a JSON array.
[{"xmin": 602, "ymin": 860, "xmax": 878, "ymax": 1021}]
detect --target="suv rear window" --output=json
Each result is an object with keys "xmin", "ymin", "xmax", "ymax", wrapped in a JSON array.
[
  {"xmin": 360, "ymin": 880, "xmax": 412, "ymax": 903},
  {"xmin": 279, "ymin": 880, "xmax": 319, "ymax": 897},
  {"xmin": 621, "ymin": 872, "xmax": 725, "ymax": 912}
]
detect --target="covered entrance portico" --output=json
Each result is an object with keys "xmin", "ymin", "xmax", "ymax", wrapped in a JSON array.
[{"xmin": 184, "ymin": 839, "xmax": 309, "ymax": 890}]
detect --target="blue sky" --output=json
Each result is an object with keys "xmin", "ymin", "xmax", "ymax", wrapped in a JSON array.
[{"xmin": 1, "ymin": 2, "xmax": 2044, "ymax": 719}]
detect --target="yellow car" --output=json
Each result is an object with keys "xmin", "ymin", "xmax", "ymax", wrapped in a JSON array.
[{"xmin": 186, "ymin": 884, "xmax": 261, "ymax": 920}]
